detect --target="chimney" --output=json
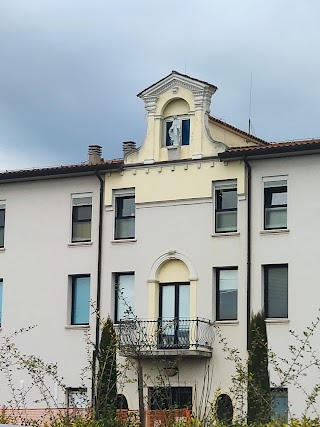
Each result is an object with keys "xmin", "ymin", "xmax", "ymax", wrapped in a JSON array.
[
  {"xmin": 88, "ymin": 145, "xmax": 103, "ymax": 164},
  {"xmin": 123, "ymin": 141, "xmax": 136, "ymax": 157}
]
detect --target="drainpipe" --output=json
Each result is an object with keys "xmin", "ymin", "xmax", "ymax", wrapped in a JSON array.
[
  {"xmin": 243, "ymin": 158, "xmax": 251, "ymax": 351},
  {"xmin": 92, "ymin": 169, "xmax": 104, "ymax": 409}
]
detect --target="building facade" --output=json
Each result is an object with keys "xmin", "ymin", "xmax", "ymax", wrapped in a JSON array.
[{"xmin": 0, "ymin": 71, "xmax": 319, "ymax": 423}]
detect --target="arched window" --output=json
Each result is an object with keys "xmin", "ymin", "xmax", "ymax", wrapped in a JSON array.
[
  {"xmin": 117, "ymin": 394, "xmax": 128, "ymax": 410},
  {"xmin": 216, "ymin": 394, "xmax": 233, "ymax": 425}
]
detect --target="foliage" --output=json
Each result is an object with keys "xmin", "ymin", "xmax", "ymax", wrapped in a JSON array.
[
  {"xmin": 247, "ymin": 311, "xmax": 271, "ymax": 424},
  {"xmin": 95, "ymin": 317, "xmax": 118, "ymax": 423}
]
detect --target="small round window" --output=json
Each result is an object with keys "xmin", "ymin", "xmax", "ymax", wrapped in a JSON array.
[{"xmin": 216, "ymin": 394, "xmax": 233, "ymax": 425}]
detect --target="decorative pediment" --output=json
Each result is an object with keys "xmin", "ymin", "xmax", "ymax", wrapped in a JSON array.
[{"xmin": 137, "ymin": 71, "xmax": 218, "ymax": 115}]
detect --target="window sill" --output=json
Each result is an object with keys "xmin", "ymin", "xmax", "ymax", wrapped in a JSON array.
[
  {"xmin": 0, "ymin": 248, "xmax": 5, "ymax": 252},
  {"xmin": 111, "ymin": 239, "xmax": 137, "ymax": 244},
  {"xmin": 212, "ymin": 232, "xmax": 239, "ymax": 238},
  {"xmin": 214, "ymin": 320, "xmax": 239, "ymax": 326},
  {"xmin": 65, "ymin": 325, "xmax": 90, "ymax": 330},
  {"xmin": 265, "ymin": 319, "xmax": 289, "ymax": 325},
  {"xmin": 260, "ymin": 229, "xmax": 290, "ymax": 235},
  {"xmin": 68, "ymin": 242, "xmax": 93, "ymax": 247}
]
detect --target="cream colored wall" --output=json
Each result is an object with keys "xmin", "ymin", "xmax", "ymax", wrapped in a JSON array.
[
  {"xmin": 208, "ymin": 121, "xmax": 258, "ymax": 148},
  {"xmin": 105, "ymin": 160, "xmax": 245, "ymax": 205},
  {"xmin": 157, "ymin": 260, "xmax": 189, "ymax": 282}
]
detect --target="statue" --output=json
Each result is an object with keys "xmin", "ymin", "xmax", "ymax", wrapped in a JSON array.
[{"xmin": 168, "ymin": 116, "xmax": 181, "ymax": 146}]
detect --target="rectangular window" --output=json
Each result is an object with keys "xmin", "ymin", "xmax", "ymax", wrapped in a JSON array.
[
  {"xmin": 115, "ymin": 273, "xmax": 134, "ymax": 322},
  {"xmin": 271, "ymin": 388, "xmax": 288, "ymax": 422},
  {"xmin": 149, "ymin": 387, "xmax": 192, "ymax": 410},
  {"xmin": 0, "ymin": 279, "xmax": 3, "ymax": 326},
  {"xmin": 0, "ymin": 203, "xmax": 5, "ymax": 248},
  {"xmin": 71, "ymin": 276, "xmax": 90, "ymax": 325},
  {"xmin": 264, "ymin": 179, "xmax": 287, "ymax": 230},
  {"xmin": 264, "ymin": 265, "xmax": 288, "ymax": 318},
  {"xmin": 216, "ymin": 268, "xmax": 238, "ymax": 320},
  {"xmin": 67, "ymin": 388, "xmax": 88, "ymax": 408},
  {"xmin": 115, "ymin": 195, "xmax": 135, "ymax": 240},
  {"xmin": 215, "ymin": 182, "xmax": 237, "ymax": 233},
  {"xmin": 71, "ymin": 195, "xmax": 92, "ymax": 243},
  {"xmin": 165, "ymin": 118, "xmax": 190, "ymax": 146}
]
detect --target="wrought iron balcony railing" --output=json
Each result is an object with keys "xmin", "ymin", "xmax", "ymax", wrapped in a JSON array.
[{"xmin": 115, "ymin": 318, "xmax": 214, "ymax": 356}]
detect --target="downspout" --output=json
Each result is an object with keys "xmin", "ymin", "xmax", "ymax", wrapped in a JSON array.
[
  {"xmin": 244, "ymin": 158, "xmax": 251, "ymax": 351},
  {"xmin": 92, "ymin": 169, "xmax": 104, "ymax": 409}
]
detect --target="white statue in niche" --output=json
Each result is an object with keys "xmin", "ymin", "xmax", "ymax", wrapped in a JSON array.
[{"xmin": 168, "ymin": 116, "xmax": 182, "ymax": 146}]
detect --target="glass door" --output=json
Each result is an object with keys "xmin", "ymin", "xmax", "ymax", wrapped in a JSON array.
[{"xmin": 159, "ymin": 283, "xmax": 190, "ymax": 349}]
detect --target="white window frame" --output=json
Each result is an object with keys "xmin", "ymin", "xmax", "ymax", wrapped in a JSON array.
[
  {"xmin": 70, "ymin": 193, "xmax": 93, "ymax": 244},
  {"xmin": 113, "ymin": 188, "xmax": 135, "ymax": 241},
  {"xmin": 262, "ymin": 176, "xmax": 288, "ymax": 231},
  {"xmin": 213, "ymin": 180, "xmax": 238, "ymax": 234}
]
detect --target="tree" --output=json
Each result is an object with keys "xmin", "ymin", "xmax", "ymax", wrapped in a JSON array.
[
  {"xmin": 95, "ymin": 316, "xmax": 118, "ymax": 423},
  {"xmin": 247, "ymin": 310, "xmax": 271, "ymax": 423}
]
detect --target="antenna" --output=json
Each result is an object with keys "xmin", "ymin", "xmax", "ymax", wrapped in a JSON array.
[{"xmin": 248, "ymin": 72, "xmax": 253, "ymax": 134}]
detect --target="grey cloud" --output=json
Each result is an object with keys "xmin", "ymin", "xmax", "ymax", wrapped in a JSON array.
[{"xmin": 1, "ymin": 0, "xmax": 320, "ymax": 169}]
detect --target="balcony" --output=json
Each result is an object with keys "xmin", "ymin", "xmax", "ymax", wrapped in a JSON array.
[{"xmin": 115, "ymin": 318, "xmax": 214, "ymax": 358}]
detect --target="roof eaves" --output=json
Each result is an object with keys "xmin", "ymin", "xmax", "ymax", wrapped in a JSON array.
[{"xmin": 0, "ymin": 160, "xmax": 123, "ymax": 182}]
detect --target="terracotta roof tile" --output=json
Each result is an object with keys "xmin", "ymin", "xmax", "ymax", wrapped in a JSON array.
[
  {"xmin": 0, "ymin": 159, "xmax": 123, "ymax": 180},
  {"xmin": 224, "ymin": 138, "xmax": 320, "ymax": 153}
]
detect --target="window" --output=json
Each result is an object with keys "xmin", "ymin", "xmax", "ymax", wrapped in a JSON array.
[
  {"xmin": 66, "ymin": 388, "xmax": 88, "ymax": 408},
  {"xmin": 264, "ymin": 179, "xmax": 287, "ymax": 230},
  {"xmin": 165, "ymin": 117, "xmax": 190, "ymax": 146},
  {"xmin": 115, "ymin": 195, "xmax": 135, "ymax": 240},
  {"xmin": 159, "ymin": 283, "xmax": 190, "ymax": 349},
  {"xmin": 0, "ymin": 279, "xmax": 3, "ymax": 326},
  {"xmin": 216, "ymin": 269, "xmax": 238, "ymax": 321},
  {"xmin": 264, "ymin": 265, "xmax": 288, "ymax": 319},
  {"xmin": 71, "ymin": 276, "xmax": 90, "ymax": 325},
  {"xmin": 71, "ymin": 195, "xmax": 92, "ymax": 242},
  {"xmin": 215, "ymin": 394, "xmax": 234, "ymax": 425},
  {"xmin": 149, "ymin": 387, "xmax": 192, "ymax": 410},
  {"xmin": 115, "ymin": 273, "xmax": 134, "ymax": 322},
  {"xmin": 0, "ymin": 203, "xmax": 5, "ymax": 248},
  {"xmin": 215, "ymin": 182, "xmax": 237, "ymax": 233},
  {"xmin": 271, "ymin": 388, "xmax": 288, "ymax": 422}
]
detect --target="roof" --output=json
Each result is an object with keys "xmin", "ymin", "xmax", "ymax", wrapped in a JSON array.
[
  {"xmin": 137, "ymin": 70, "xmax": 218, "ymax": 97},
  {"xmin": 209, "ymin": 116, "xmax": 268, "ymax": 146},
  {"xmin": 0, "ymin": 159, "xmax": 123, "ymax": 181},
  {"xmin": 219, "ymin": 138, "xmax": 320, "ymax": 160}
]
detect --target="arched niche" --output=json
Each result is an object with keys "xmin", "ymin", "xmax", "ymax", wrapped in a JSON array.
[
  {"xmin": 162, "ymin": 98, "xmax": 190, "ymax": 118},
  {"xmin": 147, "ymin": 251, "xmax": 198, "ymax": 319}
]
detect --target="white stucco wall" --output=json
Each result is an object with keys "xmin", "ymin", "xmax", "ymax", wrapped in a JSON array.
[{"xmin": 0, "ymin": 175, "xmax": 100, "ymax": 407}]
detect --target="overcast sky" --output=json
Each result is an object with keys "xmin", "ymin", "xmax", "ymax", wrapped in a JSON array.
[{"xmin": 1, "ymin": 0, "xmax": 320, "ymax": 170}]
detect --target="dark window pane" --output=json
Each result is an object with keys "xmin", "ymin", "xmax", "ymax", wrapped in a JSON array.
[
  {"xmin": 0, "ymin": 210, "xmax": 5, "ymax": 227},
  {"xmin": 265, "ymin": 266, "xmax": 288, "ymax": 318},
  {"xmin": 216, "ymin": 211, "xmax": 237, "ymax": 233},
  {"xmin": 73, "ymin": 205, "xmax": 92, "ymax": 221},
  {"xmin": 181, "ymin": 119, "xmax": 190, "ymax": 145},
  {"xmin": 166, "ymin": 121, "xmax": 172, "ymax": 146},
  {"xmin": 216, "ymin": 394, "xmax": 233, "ymax": 425},
  {"xmin": 265, "ymin": 207, "xmax": 287, "ymax": 229},
  {"xmin": 150, "ymin": 387, "xmax": 192, "ymax": 410},
  {"xmin": 0, "ymin": 228, "xmax": 4, "ymax": 248}
]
